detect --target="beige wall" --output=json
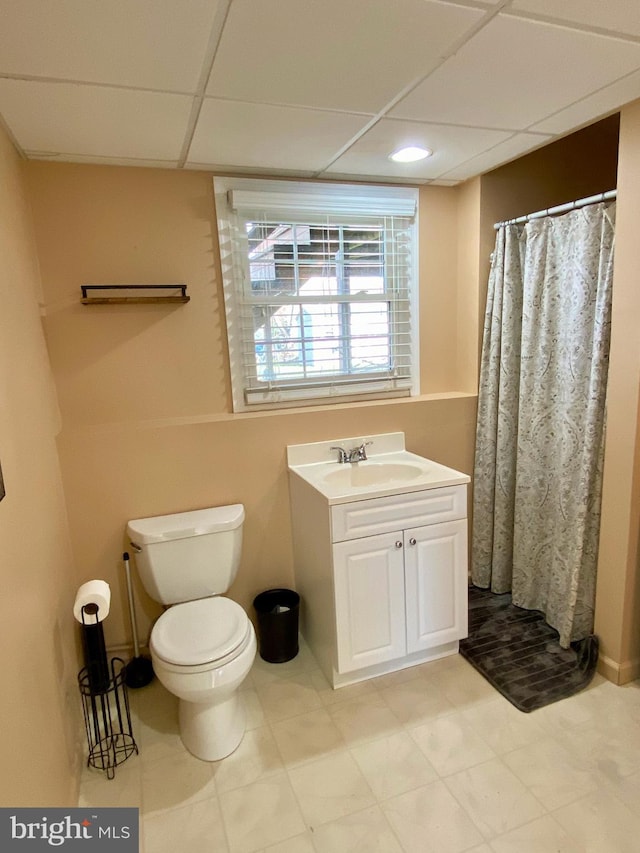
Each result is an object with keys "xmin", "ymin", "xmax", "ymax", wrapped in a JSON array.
[
  {"xmin": 480, "ymin": 114, "xmax": 620, "ymax": 232},
  {"xmin": 479, "ymin": 115, "xmax": 620, "ymax": 324},
  {"xmin": 26, "ymin": 162, "xmax": 477, "ymax": 650},
  {"xmin": 0, "ymin": 128, "xmax": 81, "ymax": 806},
  {"xmin": 595, "ymin": 100, "xmax": 640, "ymax": 683},
  {"xmin": 456, "ymin": 177, "xmax": 482, "ymax": 392}
]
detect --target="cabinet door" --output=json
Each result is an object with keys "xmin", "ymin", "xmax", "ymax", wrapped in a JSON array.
[
  {"xmin": 404, "ymin": 519, "xmax": 468, "ymax": 653},
  {"xmin": 333, "ymin": 532, "xmax": 406, "ymax": 673}
]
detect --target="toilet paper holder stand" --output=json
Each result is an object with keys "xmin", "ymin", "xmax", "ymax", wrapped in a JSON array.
[{"xmin": 78, "ymin": 604, "xmax": 138, "ymax": 779}]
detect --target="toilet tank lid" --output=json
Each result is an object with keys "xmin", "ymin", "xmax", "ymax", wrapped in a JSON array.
[{"xmin": 127, "ymin": 504, "xmax": 244, "ymax": 545}]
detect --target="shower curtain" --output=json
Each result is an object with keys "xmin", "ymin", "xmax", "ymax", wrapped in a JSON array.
[{"xmin": 471, "ymin": 202, "xmax": 616, "ymax": 648}]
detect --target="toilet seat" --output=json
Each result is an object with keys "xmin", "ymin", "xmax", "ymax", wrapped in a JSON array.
[{"xmin": 151, "ymin": 597, "xmax": 249, "ymax": 667}]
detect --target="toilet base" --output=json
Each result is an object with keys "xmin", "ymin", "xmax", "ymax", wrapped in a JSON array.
[{"xmin": 178, "ymin": 692, "xmax": 246, "ymax": 761}]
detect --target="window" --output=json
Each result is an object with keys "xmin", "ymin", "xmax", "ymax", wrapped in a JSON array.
[{"xmin": 214, "ymin": 178, "xmax": 418, "ymax": 411}]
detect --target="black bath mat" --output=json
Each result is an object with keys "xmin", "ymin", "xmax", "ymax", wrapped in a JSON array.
[{"xmin": 459, "ymin": 586, "xmax": 599, "ymax": 713}]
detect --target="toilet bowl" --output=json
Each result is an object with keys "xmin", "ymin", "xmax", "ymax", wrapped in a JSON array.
[
  {"xmin": 149, "ymin": 596, "xmax": 256, "ymax": 761},
  {"xmin": 127, "ymin": 504, "xmax": 256, "ymax": 761}
]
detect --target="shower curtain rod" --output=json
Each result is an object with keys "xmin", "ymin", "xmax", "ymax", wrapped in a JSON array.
[{"xmin": 493, "ymin": 189, "xmax": 617, "ymax": 230}]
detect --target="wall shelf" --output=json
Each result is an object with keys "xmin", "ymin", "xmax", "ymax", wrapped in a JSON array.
[{"xmin": 81, "ymin": 284, "xmax": 189, "ymax": 304}]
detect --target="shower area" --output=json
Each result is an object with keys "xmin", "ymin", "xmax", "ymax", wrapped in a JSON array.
[
  {"xmin": 459, "ymin": 117, "xmax": 625, "ymax": 710},
  {"xmin": 461, "ymin": 191, "xmax": 616, "ymax": 710}
]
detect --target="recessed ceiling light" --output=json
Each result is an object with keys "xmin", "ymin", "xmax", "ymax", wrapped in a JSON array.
[{"xmin": 389, "ymin": 146, "xmax": 432, "ymax": 163}]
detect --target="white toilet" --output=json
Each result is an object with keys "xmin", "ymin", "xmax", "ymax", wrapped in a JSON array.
[{"xmin": 127, "ymin": 504, "xmax": 256, "ymax": 761}]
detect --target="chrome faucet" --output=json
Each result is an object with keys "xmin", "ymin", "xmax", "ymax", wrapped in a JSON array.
[
  {"xmin": 330, "ymin": 441, "xmax": 373, "ymax": 464},
  {"xmin": 330, "ymin": 446, "xmax": 349, "ymax": 464}
]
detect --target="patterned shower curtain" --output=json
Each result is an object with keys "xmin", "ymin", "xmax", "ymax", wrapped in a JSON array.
[{"xmin": 471, "ymin": 202, "xmax": 616, "ymax": 648}]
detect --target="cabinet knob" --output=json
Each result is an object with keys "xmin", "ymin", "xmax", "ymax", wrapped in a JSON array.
[
  {"xmin": 395, "ymin": 540, "xmax": 403, "ymax": 549},
  {"xmin": 409, "ymin": 537, "xmax": 417, "ymax": 546}
]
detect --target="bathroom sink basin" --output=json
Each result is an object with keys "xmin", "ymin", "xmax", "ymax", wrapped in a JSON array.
[
  {"xmin": 321, "ymin": 462, "xmax": 425, "ymax": 488},
  {"xmin": 287, "ymin": 433, "xmax": 471, "ymax": 504}
]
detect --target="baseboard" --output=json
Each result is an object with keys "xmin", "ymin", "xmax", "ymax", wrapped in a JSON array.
[{"xmin": 597, "ymin": 653, "xmax": 640, "ymax": 685}]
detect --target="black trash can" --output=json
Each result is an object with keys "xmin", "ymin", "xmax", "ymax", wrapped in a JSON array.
[{"xmin": 253, "ymin": 588, "xmax": 300, "ymax": 663}]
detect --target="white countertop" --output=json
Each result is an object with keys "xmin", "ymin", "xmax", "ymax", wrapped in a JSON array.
[{"xmin": 287, "ymin": 433, "xmax": 470, "ymax": 505}]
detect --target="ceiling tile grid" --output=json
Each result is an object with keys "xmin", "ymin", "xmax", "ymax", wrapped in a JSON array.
[
  {"xmin": 0, "ymin": 0, "xmax": 639, "ymax": 183},
  {"xmin": 205, "ymin": 0, "xmax": 484, "ymax": 113}
]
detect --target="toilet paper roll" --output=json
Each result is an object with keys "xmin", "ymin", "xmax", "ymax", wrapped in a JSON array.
[{"xmin": 73, "ymin": 580, "xmax": 111, "ymax": 624}]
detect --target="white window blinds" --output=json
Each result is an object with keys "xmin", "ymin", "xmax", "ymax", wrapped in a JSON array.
[{"xmin": 214, "ymin": 177, "xmax": 419, "ymax": 411}]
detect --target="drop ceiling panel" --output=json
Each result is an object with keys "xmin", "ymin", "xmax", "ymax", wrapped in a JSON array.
[
  {"xmin": 509, "ymin": 0, "xmax": 640, "ymax": 37},
  {"xmin": 439, "ymin": 131, "xmax": 553, "ymax": 181},
  {"xmin": 0, "ymin": 80, "xmax": 193, "ymax": 161},
  {"xmin": 0, "ymin": 1, "xmax": 638, "ymax": 182},
  {"xmin": 323, "ymin": 119, "xmax": 513, "ymax": 180},
  {"xmin": 206, "ymin": 0, "xmax": 484, "ymax": 113},
  {"xmin": 188, "ymin": 100, "xmax": 370, "ymax": 171},
  {"xmin": 531, "ymin": 69, "xmax": 640, "ymax": 135},
  {"xmin": 391, "ymin": 15, "xmax": 640, "ymax": 130},
  {"xmin": 0, "ymin": 0, "xmax": 218, "ymax": 91}
]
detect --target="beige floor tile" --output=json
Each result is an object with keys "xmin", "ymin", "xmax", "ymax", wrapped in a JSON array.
[
  {"xmin": 310, "ymin": 669, "xmax": 379, "ymax": 707},
  {"xmin": 552, "ymin": 788, "xmax": 640, "ymax": 853},
  {"xmin": 123, "ymin": 638, "xmax": 640, "ymax": 853},
  {"xmin": 425, "ymin": 658, "xmax": 498, "ymax": 710},
  {"xmin": 409, "ymin": 711, "xmax": 495, "ymax": 777},
  {"xmin": 369, "ymin": 659, "xmax": 442, "ymax": 691},
  {"xmin": 134, "ymin": 703, "xmax": 184, "ymax": 767},
  {"xmin": 287, "ymin": 751, "xmax": 376, "ymax": 827},
  {"xmin": 462, "ymin": 696, "xmax": 547, "ymax": 755},
  {"xmin": 445, "ymin": 758, "xmax": 545, "ymax": 840},
  {"xmin": 617, "ymin": 680, "xmax": 640, "ymax": 724},
  {"xmin": 503, "ymin": 735, "xmax": 600, "ymax": 810},
  {"xmin": 421, "ymin": 652, "xmax": 469, "ymax": 675},
  {"xmin": 242, "ymin": 688, "xmax": 266, "ymax": 730},
  {"xmin": 379, "ymin": 675, "xmax": 457, "ymax": 726},
  {"xmin": 78, "ymin": 758, "xmax": 142, "ymax": 808},
  {"xmin": 572, "ymin": 678, "xmax": 640, "ymax": 726},
  {"xmin": 490, "ymin": 815, "xmax": 583, "ymax": 853},
  {"xmin": 213, "ymin": 725, "xmax": 283, "ymax": 793},
  {"xmin": 258, "ymin": 831, "xmax": 316, "ymax": 853},
  {"xmin": 381, "ymin": 779, "xmax": 484, "ymax": 853},
  {"xmin": 558, "ymin": 718, "xmax": 640, "ymax": 783},
  {"xmin": 143, "ymin": 796, "xmax": 228, "ymax": 853},
  {"xmin": 255, "ymin": 671, "xmax": 322, "ymax": 723},
  {"xmin": 218, "ymin": 772, "xmax": 306, "ymax": 853},
  {"xmin": 311, "ymin": 804, "xmax": 403, "ymax": 853},
  {"xmin": 327, "ymin": 692, "xmax": 402, "ymax": 747},
  {"xmin": 130, "ymin": 678, "xmax": 176, "ymax": 723},
  {"xmin": 602, "ymin": 766, "xmax": 640, "ymax": 810},
  {"xmin": 250, "ymin": 645, "xmax": 318, "ymax": 687},
  {"xmin": 270, "ymin": 707, "xmax": 346, "ymax": 767},
  {"xmin": 534, "ymin": 679, "xmax": 626, "ymax": 736},
  {"xmin": 141, "ymin": 749, "xmax": 217, "ymax": 816},
  {"xmin": 350, "ymin": 731, "xmax": 437, "ymax": 800}
]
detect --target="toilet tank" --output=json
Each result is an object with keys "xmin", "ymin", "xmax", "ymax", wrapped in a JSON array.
[{"xmin": 127, "ymin": 505, "xmax": 244, "ymax": 605}]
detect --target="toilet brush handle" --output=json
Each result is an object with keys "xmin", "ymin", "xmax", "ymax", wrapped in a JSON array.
[{"xmin": 123, "ymin": 551, "xmax": 142, "ymax": 659}]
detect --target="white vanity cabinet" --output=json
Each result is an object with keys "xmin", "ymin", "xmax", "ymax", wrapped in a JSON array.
[
  {"xmin": 331, "ymin": 486, "xmax": 468, "ymax": 677},
  {"xmin": 289, "ymin": 457, "xmax": 469, "ymax": 688}
]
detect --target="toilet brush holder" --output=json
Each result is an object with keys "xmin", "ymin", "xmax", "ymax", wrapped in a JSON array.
[{"xmin": 123, "ymin": 551, "xmax": 154, "ymax": 688}]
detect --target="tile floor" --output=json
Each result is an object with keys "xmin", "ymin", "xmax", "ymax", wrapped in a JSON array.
[{"xmin": 79, "ymin": 642, "xmax": 640, "ymax": 853}]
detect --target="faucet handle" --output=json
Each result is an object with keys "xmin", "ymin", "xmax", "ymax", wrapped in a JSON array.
[
  {"xmin": 358, "ymin": 440, "xmax": 373, "ymax": 461},
  {"xmin": 347, "ymin": 440, "xmax": 373, "ymax": 463},
  {"xmin": 330, "ymin": 446, "xmax": 349, "ymax": 464}
]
